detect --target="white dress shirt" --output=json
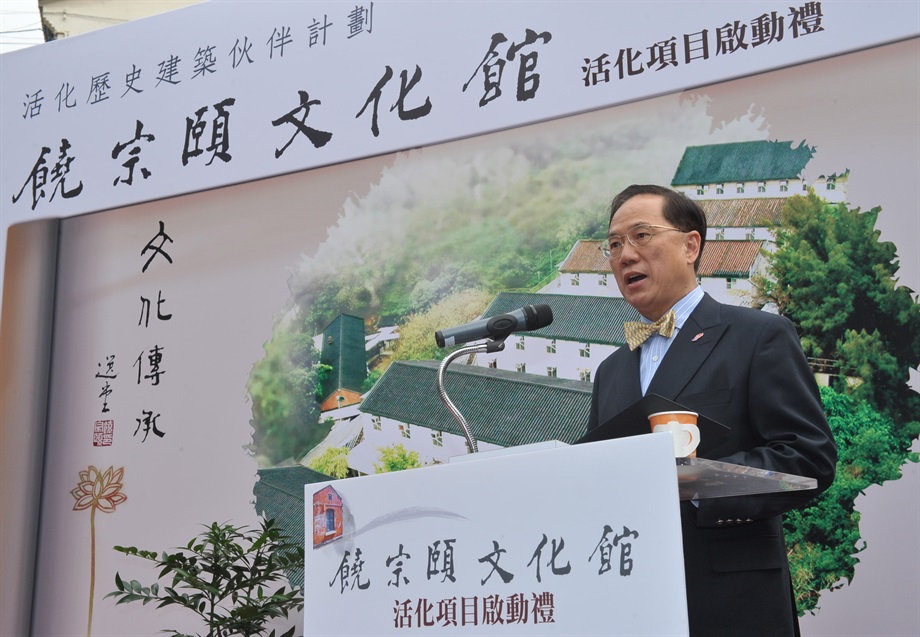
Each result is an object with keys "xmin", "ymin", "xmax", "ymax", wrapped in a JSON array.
[{"xmin": 639, "ymin": 286, "xmax": 705, "ymax": 395}]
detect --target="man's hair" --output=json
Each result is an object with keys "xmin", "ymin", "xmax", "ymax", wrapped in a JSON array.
[{"xmin": 608, "ymin": 184, "xmax": 707, "ymax": 272}]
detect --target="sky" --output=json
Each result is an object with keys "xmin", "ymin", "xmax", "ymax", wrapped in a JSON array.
[{"xmin": 0, "ymin": 0, "xmax": 44, "ymax": 55}]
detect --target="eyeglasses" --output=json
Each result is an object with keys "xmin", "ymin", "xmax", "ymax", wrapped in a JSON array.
[{"xmin": 599, "ymin": 224, "xmax": 683, "ymax": 258}]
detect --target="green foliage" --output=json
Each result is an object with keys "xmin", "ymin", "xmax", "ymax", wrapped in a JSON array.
[
  {"xmin": 247, "ymin": 330, "xmax": 330, "ymax": 467},
  {"xmin": 407, "ymin": 264, "xmax": 480, "ymax": 313},
  {"xmin": 107, "ymin": 519, "xmax": 303, "ymax": 637},
  {"xmin": 373, "ymin": 443, "xmax": 421, "ymax": 474},
  {"xmin": 251, "ymin": 125, "xmax": 617, "ymax": 479},
  {"xmin": 313, "ymin": 364, "xmax": 333, "ymax": 402},
  {"xmin": 360, "ymin": 368, "xmax": 383, "ymax": 393},
  {"xmin": 755, "ymin": 192, "xmax": 920, "ymax": 448},
  {"xmin": 293, "ymin": 141, "xmax": 612, "ymax": 334},
  {"xmin": 755, "ymin": 191, "xmax": 920, "ymax": 615},
  {"xmin": 786, "ymin": 387, "xmax": 914, "ymax": 615},
  {"xmin": 390, "ymin": 289, "xmax": 493, "ymax": 362},
  {"xmin": 308, "ymin": 446, "xmax": 350, "ymax": 479}
]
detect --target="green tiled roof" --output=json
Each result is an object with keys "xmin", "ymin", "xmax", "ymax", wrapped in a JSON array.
[
  {"xmin": 671, "ymin": 140, "xmax": 814, "ymax": 185},
  {"xmin": 253, "ymin": 465, "xmax": 334, "ymax": 588},
  {"xmin": 360, "ymin": 360, "xmax": 593, "ymax": 447},
  {"xmin": 320, "ymin": 314, "xmax": 367, "ymax": 395},
  {"xmin": 482, "ymin": 291, "xmax": 641, "ymax": 346}
]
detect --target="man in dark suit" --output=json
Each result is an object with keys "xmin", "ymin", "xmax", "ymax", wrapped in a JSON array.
[{"xmin": 587, "ymin": 184, "xmax": 837, "ymax": 636}]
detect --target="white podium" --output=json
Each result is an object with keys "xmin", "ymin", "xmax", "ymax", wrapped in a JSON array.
[{"xmin": 304, "ymin": 434, "xmax": 689, "ymax": 636}]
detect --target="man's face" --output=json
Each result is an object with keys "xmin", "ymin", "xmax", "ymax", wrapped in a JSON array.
[{"xmin": 607, "ymin": 194, "xmax": 700, "ymax": 320}]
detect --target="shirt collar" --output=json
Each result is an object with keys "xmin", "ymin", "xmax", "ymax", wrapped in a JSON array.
[
  {"xmin": 640, "ymin": 286, "xmax": 704, "ymax": 331},
  {"xmin": 671, "ymin": 286, "xmax": 704, "ymax": 330}
]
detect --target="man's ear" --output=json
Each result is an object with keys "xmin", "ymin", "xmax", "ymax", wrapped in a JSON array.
[{"xmin": 685, "ymin": 231, "xmax": 701, "ymax": 265}]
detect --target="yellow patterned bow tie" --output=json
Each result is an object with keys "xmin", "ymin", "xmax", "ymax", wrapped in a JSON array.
[{"xmin": 624, "ymin": 310, "xmax": 676, "ymax": 351}]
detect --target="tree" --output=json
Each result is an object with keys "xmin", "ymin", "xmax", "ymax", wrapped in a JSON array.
[
  {"xmin": 785, "ymin": 387, "xmax": 910, "ymax": 615},
  {"xmin": 360, "ymin": 368, "xmax": 383, "ymax": 392},
  {"xmin": 391, "ymin": 289, "xmax": 492, "ymax": 362},
  {"xmin": 754, "ymin": 192, "xmax": 920, "ymax": 614},
  {"xmin": 247, "ymin": 329, "xmax": 330, "ymax": 466},
  {"xmin": 108, "ymin": 519, "xmax": 303, "ymax": 637},
  {"xmin": 755, "ymin": 192, "xmax": 920, "ymax": 448},
  {"xmin": 373, "ymin": 444, "xmax": 421, "ymax": 473},
  {"xmin": 312, "ymin": 363, "xmax": 333, "ymax": 401},
  {"xmin": 285, "ymin": 130, "xmax": 621, "ymax": 333},
  {"xmin": 407, "ymin": 264, "xmax": 480, "ymax": 314},
  {"xmin": 308, "ymin": 446, "xmax": 350, "ymax": 479}
]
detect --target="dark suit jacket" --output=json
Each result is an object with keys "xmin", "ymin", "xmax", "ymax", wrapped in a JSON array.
[{"xmin": 588, "ymin": 293, "xmax": 837, "ymax": 636}]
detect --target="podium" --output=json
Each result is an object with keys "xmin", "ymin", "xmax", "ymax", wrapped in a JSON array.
[{"xmin": 302, "ymin": 433, "xmax": 817, "ymax": 636}]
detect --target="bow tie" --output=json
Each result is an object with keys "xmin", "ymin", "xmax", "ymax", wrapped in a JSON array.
[{"xmin": 624, "ymin": 310, "xmax": 676, "ymax": 351}]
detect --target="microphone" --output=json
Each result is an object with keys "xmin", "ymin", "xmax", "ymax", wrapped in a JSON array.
[{"xmin": 435, "ymin": 304, "xmax": 553, "ymax": 348}]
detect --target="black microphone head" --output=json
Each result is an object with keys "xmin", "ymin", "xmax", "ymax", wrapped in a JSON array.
[{"xmin": 527, "ymin": 304, "xmax": 553, "ymax": 330}]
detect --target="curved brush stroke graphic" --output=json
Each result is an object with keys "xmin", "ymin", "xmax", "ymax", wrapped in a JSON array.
[{"xmin": 341, "ymin": 506, "xmax": 468, "ymax": 542}]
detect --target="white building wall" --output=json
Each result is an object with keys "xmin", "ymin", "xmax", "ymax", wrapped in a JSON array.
[
  {"xmin": 471, "ymin": 334, "xmax": 617, "ymax": 383},
  {"xmin": 350, "ymin": 413, "xmax": 501, "ymax": 473},
  {"xmin": 536, "ymin": 270, "xmax": 760, "ymax": 309},
  {"xmin": 678, "ymin": 177, "xmax": 847, "ymax": 203},
  {"xmin": 707, "ymin": 227, "xmax": 772, "ymax": 241},
  {"xmin": 698, "ymin": 277, "xmax": 756, "ymax": 306},
  {"xmin": 538, "ymin": 272, "xmax": 620, "ymax": 297}
]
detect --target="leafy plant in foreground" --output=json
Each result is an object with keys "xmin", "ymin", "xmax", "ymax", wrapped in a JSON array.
[{"xmin": 107, "ymin": 519, "xmax": 303, "ymax": 637}]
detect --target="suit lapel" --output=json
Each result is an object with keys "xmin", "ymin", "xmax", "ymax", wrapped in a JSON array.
[
  {"xmin": 599, "ymin": 345, "xmax": 643, "ymax": 417},
  {"xmin": 646, "ymin": 294, "xmax": 728, "ymax": 399},
  {"xmin": 618, "ymin": 346, "xmax": 643, "ymax": 404}
]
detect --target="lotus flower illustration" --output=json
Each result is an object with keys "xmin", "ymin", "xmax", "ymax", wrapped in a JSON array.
[{"xmin": 71, "ymin": 466, "xmax": 126, "ymax": 637}]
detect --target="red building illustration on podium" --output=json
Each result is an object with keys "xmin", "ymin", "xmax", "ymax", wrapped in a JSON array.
[{"xmin": 312, "ymin": 485, "xmax": 344, "ymax": 548}]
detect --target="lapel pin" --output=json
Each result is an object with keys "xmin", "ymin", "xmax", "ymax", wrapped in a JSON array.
[{"xmin": 692, "ymin": 332, "xmax": 704, "ymax": 342}]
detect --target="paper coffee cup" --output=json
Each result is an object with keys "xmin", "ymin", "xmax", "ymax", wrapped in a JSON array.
[{"xmin": 648, "ymin": 411, "xmax": 700, "ymax": 458}]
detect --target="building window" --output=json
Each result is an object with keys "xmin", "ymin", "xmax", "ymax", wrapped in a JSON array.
[
  {"xmin": 579, "ymin": 369, "xmax": 591, "ymax": 382},
  {"xmin": 580, "ymin": 343, "xmax": 591, "ymax": 358},
  {"xmin": 546, "ymin": 339, "xmax": 556, "ymax": 354},
  {"xmin": 547, "ymin": 367, "xmax": 557, "ymax": 378},
  {"xmin": 780, "ymin": 180, "xmax": 789, "ymax": 192},
  {"xmin": 571, "ymin": 273, "xmax": 580, "ymax": 287},
  {"xmin": 726, "ymin": 278, "xmax": 734, "ymax": 289},
  {"xmin": 827, "ymin": 177, "xmax": 836, "ymax": 190},
  {"xmin": 736, "ymin": 183, "xmax": 745, "ymax": 194},
  {"xmin": 599, "ymin": 273, "xmax": 607, "ymax": 287},
  {"xmin": 399, "ymin": 424, "xmax": 411, "ymax": 439},
  {"xmin": 515, "ymin": 336, "xmax": 525, "ymax": 350},
  {"xmin": 757, "ymin": 181, "xmax": 766, "ymax": 193},
  {"xmin": 745, "ymin": 229, "xmax": 756, "ymax": 240},
  {"xmin": 372, "ymin": 416, "xmax": 382, "ymax": 431},
  {"xmin": 716, "ymin": 229, "xmax": 725, "ymax": 240},
  {"xmin": 515, "ymin": 363, "xmax": 526, "ymax": 373},
  {"xmin": 488, "ymin": 358, "xmax": 497, "ymax": 369},
  {"xmin": 716, "ymin": 183, "xmax": 724, "ymax": 194},
  {"xmin": 432, "ymin": 430, "xmax": 443, "ymax": 447},
  {"xmin": 325, "ymin": 509, "xmax": 336, "ymax": 533},
  {"xmin": 696, "ymin": 185, "xmax": 705, "ymax": 195}
]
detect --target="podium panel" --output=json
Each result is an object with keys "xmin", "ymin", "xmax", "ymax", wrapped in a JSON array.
[
  {"xmin": 304, "ymin": 434, "xmax": 689, "ymax": 636},
  {"xmin": 676, "ymin": 457, "xmax": 818, "ymax": 501}
]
